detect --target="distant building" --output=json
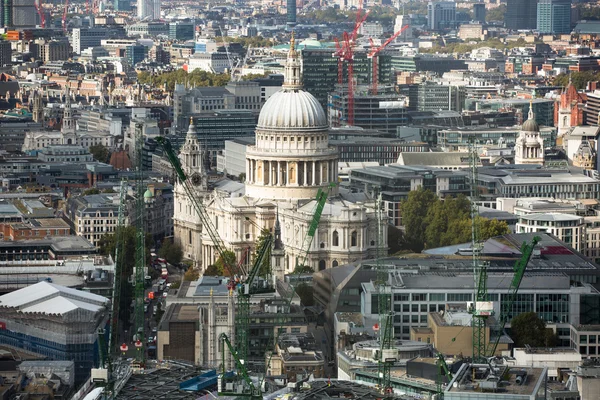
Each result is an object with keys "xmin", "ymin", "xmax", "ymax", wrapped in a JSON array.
[
  {"xmin": 113, "ymin": 0, "xmax": 130, "ymax": 11},
  {"xmin": 0, "ymin": 281, "xmax": 109, "ymax": 383},
  {"xmin": 11, "ymin": 0, "xmax": 35, "ymax": 28},
  {"xmin": 66, "ymin": 193, "xmax": 121, "ymax": 248},
  {"xmin": 169, "ymin": 21, "xmax": 194, "ymax": 40},
  {"xmin": 516, "ymin": 213, "xmax": 585, "ymax": 251},
  {"xmin": 515, "ymin": 106, "xmax": 545, "ymax": 165},
  {"xmin": 72, "ymin": 28, "xmax": 108, "ymax": 54},
  {"xmin": 417, "ymin": 83, "xmax": 466, "ymax": 112},
  {"xmin": 137, "ymin": 0, "xmax": 160, "ymax": 20},
  {"xmin": 126, "ymin": 44, "xmax": 147, "ymax": 65},
  {"xmin": 0, "ymin": 40, "xmax": 11, "ymax": 67},
  {"xmin": 473, "ymin": 2, "xmax": 486, "ymax": 23},
  {"xmin": 505, "ymin": 0, "xmax": 538, "ymax": 30},
  {"xmin": 427, "ymin": 1, "xmax": 457, "ymax": 30},
  {"xmin": 286, "ymin": 0, "xmax": 296, "ymax": 27},
  {"xmin": 537, "ymin": 0, "xmax": 572, "ymax": 34},
  {"xmin": 187, "ymin": 52, "xmax": 229, "ymax": 73},
  {"xmin": 268, "ymin": 333, "xmax": 325, "ymax": 381},
  {"xmin": 36, "ymin": 39, "xmax": 70, "ymax": 63}
]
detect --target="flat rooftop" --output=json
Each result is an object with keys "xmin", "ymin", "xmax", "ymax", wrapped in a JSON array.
[
  {"xmin": 447, "ymin": 364, "xmax": 545, "ymax": 396},
  {"xmin": 115, "ymin": 363, "xmax": 201, "ymax": 400}
]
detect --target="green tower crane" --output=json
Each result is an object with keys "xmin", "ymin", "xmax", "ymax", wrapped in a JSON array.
[
  {"xmin": 375, "ymin": 194, "xmax": 394, "ymax": 395},
  {"xmin": 133, "ymin": 124, "xmax": 147, "ymax": 365},
  {"xmin": 469, "ymin": 139, "xmax": 488, "ymax": 364},
  {"xmin": 486, "ymin": 236, "xmax": 541, "ymax": 357}
]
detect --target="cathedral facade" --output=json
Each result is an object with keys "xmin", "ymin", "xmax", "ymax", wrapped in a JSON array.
[{"xmin": 173, "ymin": 37, "xmax": 386, "ymax": 277}]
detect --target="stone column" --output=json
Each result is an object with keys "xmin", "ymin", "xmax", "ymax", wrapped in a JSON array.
[
  {"xmin": 312, "ymin": 161, "xmax": 316, "ymax": 185},
  {"xmin": 303, "ymin": 161, "xmax": 307, "ymax": 186},
  {"xmin": 277, "ymin": 161, "xmax": 282, "ymax": 186},
  {"xmin": 295, "ymin": 163, "xmax": 300, "ymax": 186}
]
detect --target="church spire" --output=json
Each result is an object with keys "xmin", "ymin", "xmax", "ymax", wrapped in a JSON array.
[{"xmin": 283, "ymin": 31, "xmax": 302, "ymax": 90}]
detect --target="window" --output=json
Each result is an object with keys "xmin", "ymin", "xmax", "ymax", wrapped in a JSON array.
[
  {"xmin": 350, "ymin": 231, "xmax": 357, "ymax": 247},
  {"xmin": 420, "ymin": 304, "xmax": 428, "ymax": 312},
  {"xmin": 411, "ymin": 304, "xmax": 418, "ymax": 312},
  {"xmin": 447, "ymin": 293, "xmax": 472, "ymax": 302},
  {"xmin": 403, "ymin": 304, "xmax": 409, "ymax": 312},
  {"xmin": 394, "ymin": 294, "xmax": 409, "ymax": 302},
  {"xmin": 188, "ymin": 231, "xmax": 192, "ymax": 245},
  {"xmin": 332, "ymin": 230, "xmax": 339, "ymax": 246},
  {"xmin": 430, "ymin": 293, "xmax": 445, "ymax": 301},
  {"xmin": 411, "ymin": 315, "xmax": 418, "ymax": 323},
  {"xmin": 412, "ymin": 293, "xmax": 427, "ymax": 302}
]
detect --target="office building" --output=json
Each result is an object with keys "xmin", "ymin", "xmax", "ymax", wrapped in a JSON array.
[
  {"xmin": 417, "ymin": 83, "xmax": 466, "ymax": 112},
  {"xmin": 0, "ymin": 281, "xmax": 109, "ymax": 383},
  {"xmin": 168, "ymin": 21, "xmax": 194, "ymax": 40},
  {"xmin": 537, "ymin": 0, "xmax": 572, "ymax": 34},
  {"xmin": 113, "ymin": 0, "xmax": 131, "ymax": 11},
  {"xmin": 583, "ymin": 91, "xmax": 600, "ymax": 126},
  {"xmin": 11, "ymin": 0, "xmax": 35, "ymax": 28},
  {"xmin": 427, "ymin": 1, "xmax": 457, "ymax": 30},
  {"xmin": 0, "ymin": 40, "xmax": 11, "ymax": 67},
  {"xmin": 506, "ymin": 0, "xmax": 538, "ymax": 30},
  {"xmin": 437, "ymin": 126, "xmax": 557, "ymax": 151},
  {"xmin": 65, "ymin": 193, "xmax": 122, "ymax": 248},
  {"xmin": 286, "ymin": 0, "xmax": 296, "ymax": 27},
  {"xmin": 36, "ymin": 39, "xmax": 70, "ymax": 63},
  {"xmin": 301, "ymin": 48, "xmax": 391, "ymax": 111},
  {"xmin": 327, "ymin": 86, "xmax": 408, "ymax": 134},
  {"xmin": 137, "ymin": 0, "xmax": 160, "ymax": 20},
  {"xmin": 187, "ymin": 52, "xmax": 230, "ymax": 73},
  {"xmin": 473, "ymin": 2, "xmax": 486, "ymax": 23},
  {"xmin": 126, "ymin": 21, "xmax": 168, "ymax": 37},
  {"xmin": 391, "ymin": 55, "xmax": 467, "ymax": 75},
  {"xmin": 516, "ymin": 213, "xmax": 585, "ymax": 251},
  {"xmin": 126, "ymin": 44, "xmax": 146, "ymax": 65},
  {"xmin": 71, "ymin": 28, "xmax": 108, "ymax": 54}
]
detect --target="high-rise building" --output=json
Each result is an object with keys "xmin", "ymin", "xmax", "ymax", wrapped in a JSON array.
[
  {"xmin": 114, "ymin": 0, "xmax": 131, "ymax": 11},
  {"xmin": 286, "ymin": 0, "xmax": 296, "ymax": 27},
  {"xmin": 537, "ymin": 0, "xmax": 572, "ymax": 34},
  {"xmin": 427, "ymin": 1, "xmax": 456, "ymax": 30},
  {"xmin": 11, "ymin": 0, "xmax": 35, "ymax": 27},
  {"xmin": 169, "ymin": 21, "xmax": 194, "ymax": 40},
  {"xmin": 137, "ymin": 0, "xmax": 160, "ymax": 20},
  {"xmin": 126, "ymin": 44, "xmax": 147, "ymax": 65},
  {"xmin": 0, "ymin": 40, "xmax": 10, "ymax": 67},
  {"xmin": 505, "ymin": 0, "xmax": 538, "ymax": 30},
  {"xmin": 473, "ymin": 2, "xmax": 486, "ymax": 23}
]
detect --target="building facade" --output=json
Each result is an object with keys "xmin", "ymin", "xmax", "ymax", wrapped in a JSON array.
[
  {"xmin": 537, "ymin": 0, "xmax": 572, "ymax": 34},
  {"xmin": 505, "ymin": 0, "xmax": 538, "ymax": 30},
  {"xmin": 515, "ymin": 105, "xmax": 545, "ymax": 165},
  {"xmin": 72, "ymin": 28, "xmax": 108, "ymax": 54},
  {"xmin": 427, "ymin": 1, "xmax": 457, "ymax": 30}
]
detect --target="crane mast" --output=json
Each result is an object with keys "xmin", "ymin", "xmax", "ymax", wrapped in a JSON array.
[{"xmin": 486, "ymin": 237, "xmax": 540, "ymax": 357}]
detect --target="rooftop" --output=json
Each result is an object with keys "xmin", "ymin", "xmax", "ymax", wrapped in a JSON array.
[
  {"xmin": 519, "ymin": 213, "xmax": 582, "ymax": 222},
  {"xmin": 447, "ymin": 364, "xmax": 546, "ymax": 396}
]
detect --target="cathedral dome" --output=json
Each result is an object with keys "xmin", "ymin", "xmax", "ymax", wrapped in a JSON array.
[{"xmin": 257, "ymin": 90, "xmax": 327, "ymax": 130}]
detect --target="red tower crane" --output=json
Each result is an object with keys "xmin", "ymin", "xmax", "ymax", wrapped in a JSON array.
[
  {"xmin": 35, "ymin": 0, "xmax": 46, "ymax": 28},
  {"xmin": 368, "ymin": 25, "xmax": 410, "ymax": 95},
  {"xmin": 62, "ymin": 0, "xmax": 69, "ymax": 32},
  {"xmin": 333, "ymin": 8, "xmax": 369, "ymax": 126}
]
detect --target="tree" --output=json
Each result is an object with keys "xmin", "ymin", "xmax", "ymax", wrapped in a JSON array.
[
  {"xmin": 215, "ymin": 250, "xmax": 236, "ymax": 276},
  {"xmin": 184, "ymin": 266, "xmax": 200, "ymax": 281},
  {"xmin": 83, "ymin": 188, "xmax": 100, "ymax": 195},
  {"xmin": 158, "ymin": 239, "xmax": 183, "ymax": 265},
  {"xmin": 510, "ymin": 312, "xmax": 550, "ymax": 347},
  {"xmin": 98, "ymin": 226, "xmax": 152, "ymax": 327},
  {"xmin": 400, "ymin": 187, "xmax": 437, "ymax": 252},
  {"xmin": 295, "ymin": 283, "xmax": 314, "ymax": 306},
  {"xmin": 294, "ymin": 265, "xmax": 314, "ymax": 274},
  {"xmin": 486, "ymin": 4, "xmax": 506, "ymax": 22},
  {"xmin": 553, "ymin": 71, "xmax": 600, "ymax": 90},
  {"xmin": 204, "ymin": 264, "xmax": 220, "ymax": 276},
  {"xmin": 90, "ymin": 144, "xmax": 110, "ymax": 163},
  {"xmin": 479, "ymin": 217, "xmax": 510, "ymax": 240},
  {"xmin": 253, "ymin": 228, "xmax": 272, "ymax": 277},
  {"xmin": 238, "ymin": 173, "xmax": 246, "ymax": 182}
]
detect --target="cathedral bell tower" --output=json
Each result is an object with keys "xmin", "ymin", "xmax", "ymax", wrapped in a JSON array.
[
  {"xmin": 32, "ymin": 90, "xmax": 43, "ymax": 124},
  {"xmin": 61, "ymin": 87, "xmax": 77, "ymax": 145},
  {"xmin": 179, "ymin": 117, "xmax": 208, "ymax": 191}
]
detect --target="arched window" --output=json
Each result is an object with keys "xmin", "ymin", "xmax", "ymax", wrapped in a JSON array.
[
  {"xmin": 318, "ymin": 260, "xmax": 326, "ymax": 271},
  {"xmin": 332, "ymin": 260, "xmax": 338, "ymax": 268},
  {"xmin": 320, "ymin": 242, "xmax": 325, "ymax": 249},
  {"xmin": 351, "ymin": 231, "xmax": 357, "ymax": 247},
  {"xmin": 332, "ymin": 230, "xmax": 339, "ymax": 246}
]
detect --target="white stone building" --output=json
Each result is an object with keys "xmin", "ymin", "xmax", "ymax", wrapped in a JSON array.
[
  {"xmin": 515, "ymin": 213, "xmax": 585, "ymax": 252},
  {"xmin": 173, "ymin": 37, "xmax": 386, "ymax": 275},
  {"xmin": 515, "ymin": 104, "xmax": 545, "ymax": 165}
]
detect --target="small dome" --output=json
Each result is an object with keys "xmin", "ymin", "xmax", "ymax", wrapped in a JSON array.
[
  {"xmin": 143, "ymin": 189, "xmax": 153, "ymax": 199},
  {"xmin": 522, "ymin": 118, "xmax": 539, "ymax": 132},
  {"xmin": 257, "ymin": 89, "xmax": 327, "ymax": 130}
]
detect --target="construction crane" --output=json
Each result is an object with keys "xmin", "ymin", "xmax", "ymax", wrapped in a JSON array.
[
  {"xmin": 133, "ymin": 124, "xmax": 147, "ymax": 365},
  {"xmin": 62, "ymin": 0, "xmax": 69, "ymax": 32},
  {"xmin": 486, "ymin": 236, "xmax": 540, "ymax": 357},
  {"xmin": 436, "ymin": 353, "xmax": 453, "ymax": 398},
  {"xmin": 219, "ymin": 234, "xmax": 273, "ymax": 398},
  {"xmin": 374, "ymin": 194, "xmax": 394, "ymax": 396},
  {"xmin": 155, "ymin": 136, "xmax": 241, "ymax": 278},
  {"xmin": 35, "ymin": 0, "xmax": 45, "ymax": 28},
  {"xmin": 218, "ymin": 333, "xmax": 261, "ymax": 398},
  {"xmin": 295, "ymin": 183, "xmax": 336, "ymax": 271},
  {"xmin": 468, "ymin": 138, "xmax": 488, "ymax": 364},
  {"xmin": 333, "ymin": 8, "xmax": 369, "ymax": 126},
  {"xmin": 368, "ymin": 25, "xmax": 410, "ymax": 95}
]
